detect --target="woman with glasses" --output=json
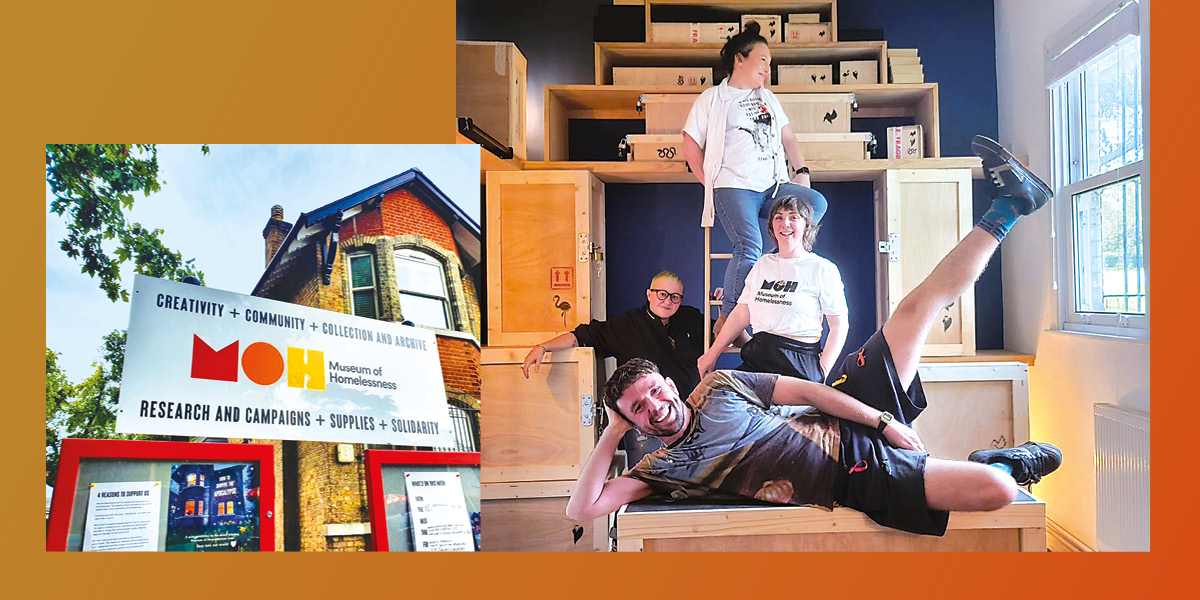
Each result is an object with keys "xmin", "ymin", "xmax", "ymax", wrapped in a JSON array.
[
  {"xmin": 697, "ymin": 196, "xmax": 848, "ymax": 383},
  {"xmin": 681, "ymin": 21, "xmax": 829, "ymax": 337}
]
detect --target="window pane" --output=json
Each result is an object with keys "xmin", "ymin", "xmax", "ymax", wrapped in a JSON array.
[
  {"xmin": 399, "ymin": 292, "xmax": 449, "ymax": 329},
  {"xmin": 395, "ymin": 253, "xmax": 447, "ymax": 298},
  {"xmin": 353, "ymin": 290, "xmax": 377, "ymax": 319},
  {"xmin": 350, "ymin": 255, "xmax": 374, "ymax": 288},
  {"xmin": 1083, "ymin": 35, "xmax": 1142, "ymax": 179},
  {"xmin": 1073, "ymin": 176, "xmax": 1144, "ymax": 314}
]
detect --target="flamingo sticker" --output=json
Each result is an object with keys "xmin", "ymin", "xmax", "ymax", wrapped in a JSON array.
[{"xmin": 553, "ymin": 295, "xmax": 572, "ymax": 327}]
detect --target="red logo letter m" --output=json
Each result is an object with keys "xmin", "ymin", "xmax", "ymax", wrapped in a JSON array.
[{"xmin": 191, "ymin": 335, "xmax": 239, "ymax": 382}]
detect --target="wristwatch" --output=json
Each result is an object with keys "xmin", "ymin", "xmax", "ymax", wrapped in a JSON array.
[
  {"xmin": 795, "ymin": 165, "xmax": 810, "ymax": 175},
  {"xmin": 876, "ymin": 411, "xmax": 894, "ymax": 433}
]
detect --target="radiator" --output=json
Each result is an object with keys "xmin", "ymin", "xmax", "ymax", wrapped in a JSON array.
[{"xmin": 1094, "ymin": 403, "xmax": 1150, "ymax": 551}]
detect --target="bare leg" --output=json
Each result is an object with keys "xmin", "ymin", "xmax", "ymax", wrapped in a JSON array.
[
  {"xmin": 881, "ymin": 227, "xmax": 1000, "ymax": 390},
  {"xmin": 924, "ymin": 457, "xmax": 1017, "ymax": 511}
]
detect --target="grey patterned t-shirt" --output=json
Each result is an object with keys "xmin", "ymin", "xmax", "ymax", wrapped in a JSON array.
[{"xmin": 628, "ymin": 370, "xmax": 842, "ymax": 509}]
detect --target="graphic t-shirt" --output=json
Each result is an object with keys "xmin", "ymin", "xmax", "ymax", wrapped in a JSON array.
[
  {"xmin": 683, "ymin": 86, "xmax": 789, "ymax": 192},
  {"xmin": 628, "ymin": 370, "xmax": 842, "ymax": 509},
  {"xmin": 738, "ymin": 252, "xmax": 848, "ymax": 339}
]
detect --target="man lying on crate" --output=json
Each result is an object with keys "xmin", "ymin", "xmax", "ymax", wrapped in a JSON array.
[{"xmin": 566, "ymin": 137, "xmax": 1062, "ymax": 536}]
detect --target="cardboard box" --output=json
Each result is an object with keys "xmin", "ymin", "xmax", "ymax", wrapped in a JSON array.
[
  {"xmin": 839, "ymin": 59, "xmax": 879, "ymax": 84},
  {"xmin": 785, "ymin": 22, "xmax": 831, "ymax": 43},
  {"xmin": 613, "ymin": 67, "xmax": 712, "ymax": 87},
  {"xmin": 778, "ymin": 64, "xmax": 833, "ymax": 85},
  {"xmin": 887, "ymin": 125, "xmax": 924, "ymax": 159},
  {"xmin": 740, "ymin": 14, "xmax": 782, "ymax": 43},
  {"xmin": 650, "ymin": 22, "xmax": 739, "ymax": 43}
]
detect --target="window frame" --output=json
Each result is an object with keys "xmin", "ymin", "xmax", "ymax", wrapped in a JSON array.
[
  {"xmin": 1047, "ymin": 0, "xmax": 1149, "ymax": 339},
  {"xmin": 393, "ymin": 248, "xmax": 453, "ymax": 330},
  {"xmin": 347, "ymin": 251, "xmax": 381, "ymax": 320}
]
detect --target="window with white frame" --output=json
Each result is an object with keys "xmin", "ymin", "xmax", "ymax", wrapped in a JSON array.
[
  {"xmin": 347, "ymin": 252, "xmax": 379, "ymax": 319},
  {"xmin": 394, "ymin": 248, "xmax": 451, "ymax": 329},
  {"xmin": 1048, "ymin": 0, "xmax": 1147, "ymax": 337}
]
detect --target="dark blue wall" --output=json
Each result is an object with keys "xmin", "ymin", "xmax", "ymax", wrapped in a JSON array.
[{"xmin": 460, "ymin": 1, "xmax": 1003, "ymax": 351}]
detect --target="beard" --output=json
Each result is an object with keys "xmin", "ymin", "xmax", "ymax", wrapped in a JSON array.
[{"xmin": 641, "ymin": 396, "xmax": 688, "ymax": 438}]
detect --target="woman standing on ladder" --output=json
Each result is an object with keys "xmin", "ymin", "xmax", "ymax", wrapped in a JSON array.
[{"xmin": 681, "ymin": 21, "xmax": 829, "ymax": 337}]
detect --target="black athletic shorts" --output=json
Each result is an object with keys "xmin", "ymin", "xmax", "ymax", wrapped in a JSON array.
[
  {"xmin": 828, "ymin": 330, "xmax": 949, "ymax": 536},
  {"xmin": 739, "ymin": 332, "xmax": 824, "ymax": 383}
]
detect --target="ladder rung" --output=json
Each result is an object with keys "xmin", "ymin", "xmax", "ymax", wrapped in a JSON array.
[
  {"xmin": 709, "ymin": 253, "xmax": 733, "ymax": 260},
  {"xmin": 708, "ymin": 300, "xmax": 722, "ymax": 306}
]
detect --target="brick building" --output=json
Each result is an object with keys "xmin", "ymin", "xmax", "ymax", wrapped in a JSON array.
[{"xmin": 250, "ymin": 168, "xmax": 481, "ymax": 551}]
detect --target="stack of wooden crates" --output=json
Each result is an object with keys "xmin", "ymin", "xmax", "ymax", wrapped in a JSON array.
[{"xmin": 480, "ymin": 170, "xmax": 614, "ymax": 551}]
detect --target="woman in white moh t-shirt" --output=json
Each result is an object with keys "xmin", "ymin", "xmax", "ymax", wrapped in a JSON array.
[{"xmin": 697, "ymin": 196, "xmax": 848, "ymax": 383}]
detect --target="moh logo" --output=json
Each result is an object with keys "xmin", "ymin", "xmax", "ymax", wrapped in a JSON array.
[
  {"xmin": 190, "ymin": 335, "xmax": 326, "ymax": 390},
  {"xmin": 760, "ymin": 280, "xmax": 799, "ymax": 292}
]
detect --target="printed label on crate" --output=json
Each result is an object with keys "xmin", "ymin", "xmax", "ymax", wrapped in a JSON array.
[
  {"xmin": 117, "ymin": 275, "xmax": 453, "ymax": 446},
  {"xmin": 888, "ymin": 125, "xmax": 923, "ymax": 159},
  {"xmin": 551, "ymin": 267, "xmax": 574, "ymax": 290}
]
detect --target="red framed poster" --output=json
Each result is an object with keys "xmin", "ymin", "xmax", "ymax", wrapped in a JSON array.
[
  {"xmin": 364, "ymin": 449, "xmax": 480, "ymax": 551},
  {"xmin": 47, "ymin": 438, "xmax": 275, "ymax": 552}
]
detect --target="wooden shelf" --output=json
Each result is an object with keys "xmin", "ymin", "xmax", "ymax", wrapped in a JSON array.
[
  {"xmin": 596, "ymin": 41, "xmax": 883, "ymax": 83},
  {"xmin": 544, "ymin": 83, "xmax": 941, "ymax": 161},
  {"xmin": 522, "ymin": 157, "xmax": 982, "ymax": 184},
  {"xmin": 920, "ymin": 350, "xmax": 1036, "ymax": 367}
]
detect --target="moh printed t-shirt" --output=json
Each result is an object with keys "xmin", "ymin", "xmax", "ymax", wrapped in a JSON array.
[
  {"xmin": 628, "ymin": 370, "xmax": 842, "ymax": 509},
  {"xmin": 683, "ymin": 86, "xmax": 789, "ymax": 192},
  {"xmin": 738, "ymin": 252, "xmax": 848, "ymax": 339}
]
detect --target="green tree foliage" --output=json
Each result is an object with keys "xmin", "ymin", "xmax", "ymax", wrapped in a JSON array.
[
  {"xmin": 45, "ymin": 348, "xmax": 72, "ymax": 484},
  {"xmin": 46, "ymin": 144, "xmax": 205, "ymax": 302}
]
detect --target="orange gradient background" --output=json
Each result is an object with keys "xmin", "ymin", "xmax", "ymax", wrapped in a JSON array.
[{"xmin": 2, "ymin": 1, "xmax": 1189, "ymax": 597}]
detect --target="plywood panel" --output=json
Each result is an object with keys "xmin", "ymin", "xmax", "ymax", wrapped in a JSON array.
[
  {"xmin": 918, "ymin": 380, "xmax": 1014, "ymax": 460},
  {"xmin": 457, "ymin": 42, "xmax": 527, "ymax": 160},
  {"xmin": 644, "ymin": 528, "xmax": 1018, "ymax": 551},
  {"xmin": 481, "ymin": 495, "xmax": 608, "ymax": 552},
  {"xmin": 497, "ymin": 183, "xmax": 578, "ymax": 334}
]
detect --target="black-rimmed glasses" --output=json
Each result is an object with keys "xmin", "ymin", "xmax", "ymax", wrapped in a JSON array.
[{"xmin": 650, "ymin": 289, "xmax": 683, "ymax": 304}]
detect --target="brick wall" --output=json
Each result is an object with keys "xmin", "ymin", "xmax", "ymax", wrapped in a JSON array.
[
  {"xmin": 296, "ymin": 441, "xmax": 369, "ymax": 552},
  {"xmin": 437, "ymin": 337, "xmax": 481, "ymax": 409}
]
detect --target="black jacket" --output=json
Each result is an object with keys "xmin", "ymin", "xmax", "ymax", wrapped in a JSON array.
[{"xmin": 572, "ymin": 303, "xmax": 706, "ymax": 397}]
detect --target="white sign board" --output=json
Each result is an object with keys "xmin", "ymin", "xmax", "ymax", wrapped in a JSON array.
[
  {"xmin": 82, "ymin": 481, "xmax": 163, "ymax": 552},
  {"xmin": 404, "ymin": 472, "xmax": 475, "ymax": 552},
  {"xmin": 117, "ymin": 275, "xmax": 452, "ymax": 446}
]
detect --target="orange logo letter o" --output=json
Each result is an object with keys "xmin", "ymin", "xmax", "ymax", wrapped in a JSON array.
[{"xmin": 242, "ymin": 342, "xmax": 284, "ymax": 385}]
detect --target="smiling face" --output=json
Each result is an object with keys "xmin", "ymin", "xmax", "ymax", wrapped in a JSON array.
[
  {"xmin": 771, "ymin": 208, "xmax": 806, "ymax": 251},
  {"xmin": 732, "ymin": 42, "xmax": 771, "ymax": 89},
  {"xmin": 615, "ymin": 372, "xmax": 689, "ymax": 440},
  {"xmin": 645, "ymin": 275, "xmax": 684, "ymax": 320}
]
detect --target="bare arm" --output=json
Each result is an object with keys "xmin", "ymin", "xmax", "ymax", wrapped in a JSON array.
[
  {"xmin": 522, "ymin": 332, "xmax": 580, "ymax": 379},
  {"xmin": 780, "ymin": 124, "xmax": 811, "ymax": 187},
  {"xmin": 819, "ymin": 313, "xmax": 848, "ymax": 381},
  {"xmin": 682, "ymin": 132, "xmax": 705, "ymax": 185},
  {"xmin": 771, "ymin": 376, "xmax": 925, "ymax": 452},
  {"xmin": 565, "ymin": 408, "xmax": 653, "ymax": 521},
  {"xmin": 698, "ymin": 303, "xmax": 750, "ymax": 377}
]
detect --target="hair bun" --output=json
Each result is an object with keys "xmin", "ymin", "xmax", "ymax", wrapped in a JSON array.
[{"xmin": 743, "ymin": 21, "xmax": 762, "ymax": 37}]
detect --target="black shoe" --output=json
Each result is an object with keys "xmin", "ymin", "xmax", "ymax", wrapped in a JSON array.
[
  {"xmin": 971, "ymin": 135, "xmax": 1053, "ymax": 215},
  {"xmin": 969, "ymin": 441, "xmax": 1062, "ymax": 485}
]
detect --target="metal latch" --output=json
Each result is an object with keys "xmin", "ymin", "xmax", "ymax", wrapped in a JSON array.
[
  {"xmin": 578, "ymin": 233, "xmax": 591, "ymax": 262},
  {"xmin": 636, "ymin": 94, "xmax": 646, "ymax": 113},
  {"xmin": 878, "ymin": 233, "xmax": 900, "ymax": 263},
  {"xmin": 581, "ymin": 394, "xmax": 594, "ymax": 427}
]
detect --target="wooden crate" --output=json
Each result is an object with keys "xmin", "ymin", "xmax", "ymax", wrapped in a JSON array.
[
  {"xmin": 480, "ymin": 346, "xmax": 600, "ymax": 483},
  {"xmin": 642, "ymin": 92, "xmax": 855, "ymax": 135},
  {"xmin": 613, "ymin": 67, "xmax": 713, "ymax": 87},
  {"xmin": 785, "ymin": 22, "xmax": 831, "ymax": 43},
  {"xmin": 887, "ymin": 125, "xmax": 924, "ymax": 159},
  {"xmin": 482, "ymin": 481, "xmax": 610, "ymax": 552},
  {"xmin": 456, "ymin": 41, "xmax": 528, "ymax": 161},
  {"xmin": 626, "ymin": 132, "xmax": 872, "ymax": 162},
  {"xmin": 915, "ymin": 362, "xmax": 1030, "ymax": 461},
  {"xmin": 788, "ymin": 13, "xmax": 821, "ymax": 23},
  {"xmin": 740, "ymin": 14, "xmax": 783, "ymax": 43},
  {"xmin": 778, "ymin": 64, "xmax": 833, "ymax": 85},
  {"xmin": 839, "ymin": 59, "xmax": 879, "ymax": 84},
  {"xmin": 875, "ymin": 168, "xmax": 975, "ymax": 356},
  {"xmin": 616, "ymin": 490, "xmax": 1046, "ymax": 551},
  {"xmin": 485, "ymin": 171, "xmax": 605, "ymax": 346},
  {"xmin": 650, "ymin": 22, "xmax": 739, "ymax": 43}
]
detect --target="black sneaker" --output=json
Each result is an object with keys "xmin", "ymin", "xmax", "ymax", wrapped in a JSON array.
[
  {"xmin": 971, "ymin": 135, "xmax": 1053, "ymax": 215},
  {"xmin": 968, "ymin": 441, "xmax": 1062, "ymax": 485}
]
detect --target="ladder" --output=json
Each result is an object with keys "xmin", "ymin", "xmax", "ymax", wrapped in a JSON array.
[{"xmin": 702, "ymin": 226, "xmax": 740, "ymax": 355}]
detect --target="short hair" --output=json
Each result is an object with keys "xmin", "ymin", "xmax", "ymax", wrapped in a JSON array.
[
  {"xmin": 768, "ymin": 196, "xmax": 820, "ymax": 252},
  {"xmin": 603, "ymin": 358, "xmax": 660, "ymax": 419},
  {"xmin": 649, "ymin": 270, "xmax": 683, "ymax": 289}
]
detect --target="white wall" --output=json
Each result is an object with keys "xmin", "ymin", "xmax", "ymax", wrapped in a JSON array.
[{"xmin": 994, "ymin": 0, "xmax": 1151, "ymax": 549}]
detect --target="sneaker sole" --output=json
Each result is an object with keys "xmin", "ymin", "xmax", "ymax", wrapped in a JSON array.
[{"xmin": 971, "ymin": 135, "xmax": 1053, "ymax": 213}]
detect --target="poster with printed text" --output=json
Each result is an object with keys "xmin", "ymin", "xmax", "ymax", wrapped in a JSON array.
[
  {"xmin": 82, "ymin": 481, "xmax": 164, "ymax": 552},
  {"xmin": 404, "ymin": 472, "xmax": 475, "ymax": 552},
  {"xmin": 116, "ymin": 275, "xmax": 453, "ymax": 446}
]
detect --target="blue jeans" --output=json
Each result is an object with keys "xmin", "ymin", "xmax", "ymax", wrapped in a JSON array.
[{"xmin": 713, "ymin": 183, "xmax": 828, "ymax": 315}]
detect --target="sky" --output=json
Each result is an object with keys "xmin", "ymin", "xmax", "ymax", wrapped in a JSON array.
[{"xmin": 45, "ymin": 144, "xmax": 481, "ymax": 382}]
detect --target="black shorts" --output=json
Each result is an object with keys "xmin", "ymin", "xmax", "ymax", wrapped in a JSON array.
[
  {"xmin": 739, "ymin": 332, "xmax": 824, "ymax": 383},
  {"xmin": 828, "ymin": 330, "xmax": 948, "ymax": 535}
]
